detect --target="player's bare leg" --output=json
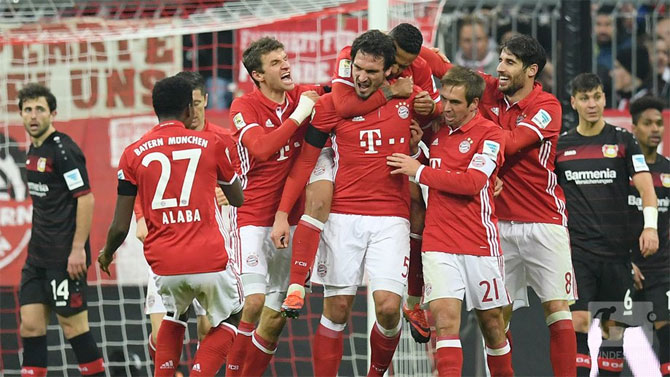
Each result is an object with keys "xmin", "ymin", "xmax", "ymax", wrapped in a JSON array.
[
  {"xmin": 476, "ymin": 307, "xmax": 514, "ymax": 377},
  {"xmin": 226, "ymin": 292, "xmax": 265, "ymax": 376},
  {"xmin": 369, "ymin": 290, "xmax": 404, "ymax": 377},
  {"xmin": 572, "ymin": 310, "xmax": 592, "ymax": 376},
  {"xmin": 430, "ymin": 298, "xmax": 463, "ymax": 376},
  {"xmin": 282, "ymin": 179, "xmax": 333, "ymax": 318},
  {"xmin": 196, "ymin": 314, "xmax": 212, "ymax": 341},
  {"xmin": 403, "ymin": 182, "xmax": 430, "ymax": 343},
  {"xmin": 20, "ymin": 304, "xmax": 51, "ymax": 377},
  {"xmin": 57, "ymin": 310, "xmax": 105, "ymax": 376}
]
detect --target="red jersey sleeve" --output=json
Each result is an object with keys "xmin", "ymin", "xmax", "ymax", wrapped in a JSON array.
[
  {"xmin": 117, "ymin": 149, "xmax": 137, "ymax": 186},
  {"xmin": 215, "ymin": 137, "xmax": 238, "ymax": 185},
  {"xmin": 133, "ymin": 197, "xmax": 144, "ymax": 220},
  {"xmin": 230, "ymin": 96, "xmax": 300, "ymax": 161},
  {"xmin": 331, "ymin": 46, "xmax": 388, "ymax": 118},
  {"xmin": 411, "ymin": 56, "xmax": 440, "ymax": 103},
  {"xmin": 505, "ymin": 97, "xmax": 562, "ymax": 155},
  {"xmin": 419, "ymin": 46, "xmax": 452, "ymax": 79}
]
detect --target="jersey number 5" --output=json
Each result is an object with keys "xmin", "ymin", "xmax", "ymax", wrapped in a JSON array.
[{"xmin": 142, "ymin": 149, "xmax": 202, "ymax": 210}]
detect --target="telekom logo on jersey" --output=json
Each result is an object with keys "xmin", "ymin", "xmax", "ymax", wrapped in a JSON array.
[{"xmin": 359, "ymin": 129, "xmax": 406, "ymax": 154}]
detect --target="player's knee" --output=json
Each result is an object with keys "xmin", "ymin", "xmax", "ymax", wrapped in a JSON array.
[
  {"xmin": 542, "ymin": 299, "xmax": 569, "ymax": 318},
  {"xmin": 375, "ymin": 301, "xmax": 401, "ymax": 328},
  {"xmin": 323, "ymin": 296, "xmax": 352, "ymax": 324},
  {"xmin": 59, "ymin": 316, "xmax": 89, "ymax": 339},
  {"xmin": 242, "ymin": 293, "xmax": 265, "ymax": 319},
  {"xmin": 305, "ymin": 188, "xmax": 332, "ymax": 223},
  {"xmin": 20, "ymin": 320, "xmax": 47, "ymax": 337},
  {"xmin": 196, "ymin": 315, "xmax": 212, "ymax": 341}
]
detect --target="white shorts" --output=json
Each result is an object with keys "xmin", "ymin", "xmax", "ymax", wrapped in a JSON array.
[
  {"xmin": 236, "ymin": 225, "xmax": 295, "ymax": 311},
  {"xmin": 422, "ymin": 252, "xmax": 511, "ymax": 311},
  {"xmin": 313, "ymin": 213, "xmax": 410, "ymax": 297},
  {"xmin": 499, "ymin": 221, "xmax": 577, "ymax": 309},
  {"xmin": 154, "ymin": 267, "xmax": 243, "ymax": 327},
  {"xmin": 308, "ymin": 147, "xmax": 335, "ymax": 184},
  {"xmin": 145, "ymin": 269, "xmax": 206, "ymax": 316}
]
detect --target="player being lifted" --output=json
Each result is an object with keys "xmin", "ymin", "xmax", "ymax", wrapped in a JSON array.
[
  {"xmin": 387, "ymin": 65, "xmax": 513, "ymax": 377},
  {"xmin": 272, "ymin": 30, "xmax": 425, "ymax": 377},
  {"xmin": 277, "ymin": 23, "xmax": 442, "ymax": 344},
  {"xmin": 99, "ymin": 75, "xmax": 244, "ymax": 377},
  {"xmin": 628, "ymin": 96, "xmax": 670, "ymax": 377},
  {"xmin": 18, "ymin": 83, "xmax": 105, "ymax": 377},
  {"xmin": 223, "ymin": 37, "xmax": 326, "ymax": 377},
  {"xmin": 555, "ymin": 73, "xmax": 658, "ymax": 376}
]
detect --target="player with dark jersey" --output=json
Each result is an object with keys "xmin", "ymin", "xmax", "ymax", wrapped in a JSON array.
[
  {"xmin": 18, "ymin": 83, "xmax": 105, "ymax": 377},
  {"xmin": 555, "ymin": 73, "xmax": 658, "ymax": 376},
  {"xmin": 628, "ymin": 96, "xmax": 670, "ymax": 377}
]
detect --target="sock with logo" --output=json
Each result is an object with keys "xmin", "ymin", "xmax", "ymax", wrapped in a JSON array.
[
  {"xmin": 68, "ymin": 331, "xmax": 105, "ymax": 376},
  {"xmin": 240, "ymin": 331, "xmax": 277, "ymax": 377},
  {"xmin": 190, "ymin": 324, "xmax": 236, "ymax": 376},
  {"xmin": 435, "ymin": 336, "xmax": 463, "ymax": 376},
  {"xmin": 658, "ymin": 325, "xmax": 669, "ymax": 376},
  {"xmin": 154, "ymin": 318, "xmax": 187, "ymax": 377},
  {"xmin": 547, "ymin": 312, "xmax": 576, "ymax": 377},
  {"xmin": 597, "ymin": 342, "xmax": 624, "ymax": 376},
  {"xmin": 485, "ymin": 340, "xmax": 514, "ymax": 377},
  {"xmin": 313, "ymin": 316, "xmax": 346, "ymax": 377},
  {"xmin": 368, "ymin": 321, "xmax": 402, "ymax": 376},
  {"xmin": 407, "ymin": 234, "xmax": 424, "ymax": 301},
  {"xmin": 576, "ymin": 332, "xmax": 591, "ymax": 376},
  {"xmin": 288, "ymin": 215, "xmax": 324, "ymax": 286},
  {"xmin": 225, "ymin": 320, "xmax": 254, "ymax": 376},
  {"xmin": 21, "ymin": 335, "xmax": 48, "ymax": 377}
]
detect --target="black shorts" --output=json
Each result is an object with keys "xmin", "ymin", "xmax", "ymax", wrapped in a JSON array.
[
  {"xmin": 633, "ymin": 270, "xmax": 670, "ymax": 322},
  {"xmin": 570, "ymin": 253, "xmax": 634, "ymax": 312},
  {"xmin": 19, "ymin": 262, "xmax": 88, "ymax": 317}
]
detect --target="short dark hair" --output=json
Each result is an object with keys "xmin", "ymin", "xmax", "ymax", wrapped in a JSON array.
[
  {"xmin": 630, "ymin": 96, "xmax": 665, "ymax": 125},
  {"xmin": 389, "ymin": 23, "xmax": 423, "ymax": 55},
  {"xmin": 351, "ymin": 30, "xmax": 396, "ymax": 71},
  {"xmin": 458, "ymin": 16, "xmax": 489, "ymax": 37},
  {"xmin": 152, "ymin": 76, "xmax": 193, "ymax": 119},
  {"xmin": 441, "ymin": 65, "xmax": 486, "ymax": 105},
  {"xmin": 570, "ymin": 73, "xmax": 603, "ymax": 96},
  {"xmin": 500, "ymin": 34, "xmax": 546, "ymax": 77},
  {"xmin": 175, "ymin": 71, "xmax": 206, "ymax": 94},
  {"xmin": 18, "ymin": 83, "xmax": 57, "ymax": 112},
  {"xmin": 242, "ymin": 37, "xmax": 284, "ymax": 87}
]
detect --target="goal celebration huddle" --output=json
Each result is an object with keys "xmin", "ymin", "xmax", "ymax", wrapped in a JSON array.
[{"xmin": 16, "ymin": 22, "xmax": 668, "ymax": 377}]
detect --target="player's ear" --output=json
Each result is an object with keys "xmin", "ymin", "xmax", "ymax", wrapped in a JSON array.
[
  {"xmin": 469, "ymin": 97, "xmax": 480, "ymax": 111},
  {"xmin": 50, "ymin": 110, "xmax": 57, "ymax": 120},
  {"xmin": 204, "ymin": 93, "xmax": 209, "ymax": 108},
  {"xmin": 570, "ymin": 95, "xmax": 576, "ymax": 110},
  {"xmin": 384, "ymin": 66, "xmax": 393, "ymax": 78},
  {"xmin": 526, "ymin": 63, "xmax": 538, "ymax": 79},
  {"xmin": 251, "ymin": 70, "xmax": 264, "ymax": 84}
]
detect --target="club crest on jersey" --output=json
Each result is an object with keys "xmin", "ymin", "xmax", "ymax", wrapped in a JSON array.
[
  {"xmin": 459, "ymin": 138, "xmax": 473, "ymax": 153},
  {"xmin": 662, "ymin": 174, "xmax": 670, "ymax": 188},
  {"xmin": 396, "ymin": 102, "xmax": 410, "ymax": 119},
  {"xmin": 265, "ymin": 119, "xmax": 274, "ymax": 128},
  {"xmin": 602, "ymin": 144, "xmax": 618, "ymax": 158},
  {"xmin": 490, "ymin": 107, "xmax": 499, "ymax": 116},
  {"xmin": 37, "ymin": 157, "xmax": 47, "ymax": 172}
]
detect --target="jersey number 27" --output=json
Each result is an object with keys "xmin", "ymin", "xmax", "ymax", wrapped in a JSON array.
[{"xmin": 142, "ymin": 149, "xmax": 201, "ymax": 210}]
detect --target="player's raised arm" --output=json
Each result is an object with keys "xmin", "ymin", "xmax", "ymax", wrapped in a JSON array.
[{"xmin": 232, "ymin": 91, "xmax": 318, "ymax": 162}]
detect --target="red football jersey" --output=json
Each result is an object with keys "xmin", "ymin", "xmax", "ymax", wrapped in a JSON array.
[
  {"xmin": 230, "ymin": 85, "xmax": 323, "ymax": 227},
  {"xmin": 479, "ymin": 77, "xmax": 568, "ymax": 226},
  {"xmin": 203, "ymin": 119, "xmax": 240, "ymax": 174},
  {"xmin": 418, "ymin": 113, "xmax": 505, "ymax": 256},
  {"xmin": 332, "ymin": 46, "xmax": 441, "ymax": 104},
  {"xmin": 118, "ymin": 121, "xmax": 237, "ymax": 275},
  {"xmin": 310, "ymin": 89, "xmax": 422, "ymax": 219}
]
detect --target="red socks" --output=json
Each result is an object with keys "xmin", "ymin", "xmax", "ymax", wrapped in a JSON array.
[
  {"xmin": 407, "ymin": 234, "xmax": 424, "ymax": 298},
  {"xmin": 288, "ymin": 215, "xmax": 324, "ymax": 286},
  {"xmin": 547, "ymin": 312, "xmax": 576, "ymax": 377},
  {"xmin": 435, "ymin": 336, "xmax": 463, "ymax": 377},
  {"xmin": 313, "ymin": 317, "xmax": 346, "ymax": 377},
  {"xmin": 191, "ymin": 323, "xmax": 237, "ymax": 376},
  {"xmin": 241, "ymin": 331, "xmax": 277, "ymax": 377},
  {"xmin": 368, "ymin": 322, "xmax": 402, "ymax": 377},
  {"xmin": 225, "ymin": 321, "xmax": 254, "ymax": 376},
  {"xmin": 21, "ymin": 367, "xmax": 47, "ymax": 377},
  {"xmin": 154, "ymin": 318, "xmax": 187, "ymax": 377},
  {"xmin": 485, "ymin": 340, "xmax": 514, "ymax": 377}
]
